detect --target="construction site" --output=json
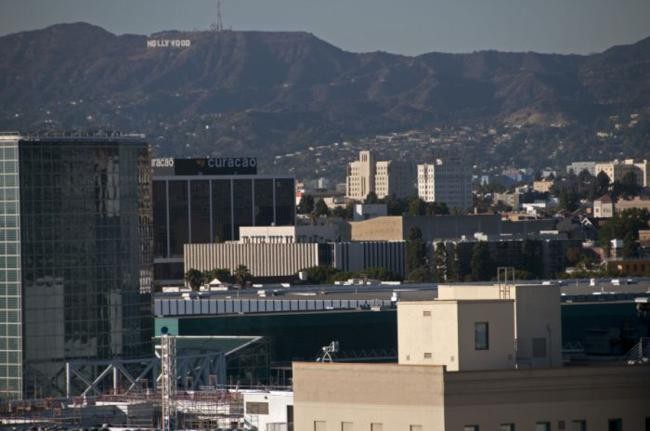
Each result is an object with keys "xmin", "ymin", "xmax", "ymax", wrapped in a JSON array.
[{"xmin": 0, "ymin": 335, "xmax": 294, "ymax": 431}]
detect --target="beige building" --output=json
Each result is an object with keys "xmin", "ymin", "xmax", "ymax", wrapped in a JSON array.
[
  {"xmin": 346, "ymin": 150, "xmax": 415, "ymax": 200},
  {"xmin": 184, "ymin": 243, "xmax": 321, "ymax": 277},
  {"xmin": 293, "ymin": 283, "xmax": 650, "ymax": 430},
  {"xmin": 593, "ymin": 194, "xmax": 614, "ymax": 218},
  {"xmin": 595, "ymin": 159, "xmax": 650, "ymax": 186},
  {"xmin": 417, "ymin": 158, "xmax": 472, "ymax": 210},
  {"xmin": 533, "ymin": 179, "xmax": 554, "ymax": 193}
]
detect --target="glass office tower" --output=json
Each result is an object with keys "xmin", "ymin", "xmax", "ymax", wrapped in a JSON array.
[{"xmin": 0, "ymin": 133, "xmax": 153, "ymax": 400}]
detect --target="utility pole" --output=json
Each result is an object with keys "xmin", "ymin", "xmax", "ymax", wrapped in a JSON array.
[{"xmin": 211, "ymin": 0, "xmax": 225, "ymax": 32}]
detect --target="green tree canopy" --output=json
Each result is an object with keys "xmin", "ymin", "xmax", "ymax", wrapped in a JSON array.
[{"xmin": 184, "ymin": 268, "xmax": 205, "ymax": 291}]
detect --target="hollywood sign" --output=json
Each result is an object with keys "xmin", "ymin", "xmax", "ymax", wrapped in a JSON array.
[{"xmin": 146, "ymin": 39, "xmax": 191, "ymax": 48}]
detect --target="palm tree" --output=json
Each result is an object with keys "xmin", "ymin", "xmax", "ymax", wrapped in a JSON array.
[
  {"xmin": 234, "ymin": 264, "xmax": 252, "ymax": 288},
  {"xmin": 184, "ymin": 268, "xmax": 205, "ymax": 291}
]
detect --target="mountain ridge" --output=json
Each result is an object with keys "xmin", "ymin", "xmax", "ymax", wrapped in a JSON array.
[{"xmin": 1, "ymin": 22, "xmax": 650, "ymax": 170}]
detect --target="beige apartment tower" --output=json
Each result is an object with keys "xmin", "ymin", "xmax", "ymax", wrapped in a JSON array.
[
  {"xmin": 346, "ymin": 150, "xmax": 415, "ymax": 200},
  {"xmin": 418, "ymin": 157, "xmax": 472, "ymax": 210}
]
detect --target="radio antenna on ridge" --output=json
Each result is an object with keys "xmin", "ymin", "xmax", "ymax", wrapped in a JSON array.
[{"xmin": 211, "ymin": 0, "xmax": 224, "ymax": 32}]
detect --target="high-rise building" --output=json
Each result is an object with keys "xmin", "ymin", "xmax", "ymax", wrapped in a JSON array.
[
  {"xmin": 417, "ymin": 158, "xmax": 472, "ymax": 210},
  {"xmin": 0, "ymin": 132, "xmax": 153, "ymax": 400},
  {"xmin": 152, "ymin": 158, "xmax": 295, "ymax": 284},
  {"xmin": 346, "ymin": 151, "xmax": 415, "ymax": 200}
]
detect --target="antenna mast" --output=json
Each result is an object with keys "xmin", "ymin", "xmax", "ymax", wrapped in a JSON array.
[{"xmin": 213, "ymin": 0, "xmax": 224, "ymax": 32}]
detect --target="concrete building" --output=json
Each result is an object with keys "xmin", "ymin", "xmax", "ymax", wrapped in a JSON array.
[
  {"xmin": 566, "ymin": 161, "xmax": 596, "ymax": 176},
  {"xmin": 533, "ymin": 179, "xmax": 555, "ymax": 193},
  {"xmin": 349, "ymin": 215, "xmax": 556, "ymax": 242},
  {"xmin": 346, "ymin": 150, "xmax": 415, "ymax": 200},
  {"xmin": 0, "ymin": 133, "xmax": 153, "ymax": 399},
  {"xmin": 493, "ymin": 192, "xmax": 520, "ymax": 210},
  {"xmin": 152, "ymin": 157, "xmax": 295, "ymax": 283},
  {"xmin": 593, "ymin": 195, "xmax": 650, "ymax": 218},
  {"xmin": 293, "ymin": 283, "xmax": 650, "ymax": 430},
  {"xmin": 595, "ymin": 159, "xmax": 650, "ymax": 186},
  {"xmin": 353, "ymin": 203, "xmax": 388, "ymax": 221},
  {"xmin": 239, "ymin": 221, "xmax": 350, "ymax": 244},
  {"xmin": 418, "ymin": 158, "xmax": 472, "ymax": 210},
  {"xmin": 184, "ymin": 241, "xmax": 406, "ymax": 279}
]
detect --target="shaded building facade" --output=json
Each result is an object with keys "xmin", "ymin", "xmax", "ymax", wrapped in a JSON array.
[
  {"xmin": 0, "ymin": 133, "xmax": 153, "ymax": 399},
  {"xmin": 152, "ymin": 158, "xmax": 296, "ymax": 284}
]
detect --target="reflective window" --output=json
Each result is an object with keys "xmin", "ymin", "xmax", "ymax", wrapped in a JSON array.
[
  {"xmin": 274, "ymin": 178, "xmax": 295, "ymax": 226},
  {"xmin": 168, "ymin": 180, "xmax": 188, "ymax": 256},
  {"xmin": 233, "ymin": 179, "xmax": 253, "ymax": 239},
  {"xmin": 254, "ymin": 179, "xmax": 274, "ymax": 226},
  {"xmin": 190, "ymin": 180, "xmax": 210, "ymax": 243},
  {"xmin": 474, "ymin": 322, "xmax": 489, "ymax": 350},
  {"xmin": 212, "ymin": 180, "xmax": 232, "ymax": 242}
]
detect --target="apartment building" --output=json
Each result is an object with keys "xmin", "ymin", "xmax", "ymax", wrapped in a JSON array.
[
  {"xmin": 293, "ymin": 284, "xmax": 650, "ymax": 430},
  {"xmin": 346, "ymin": 150, "xmax": 415, "ymax": 200},
  {"xmin": 418, "ymin": 158, "xmax": 472, "ymax": 210},
  {"xmin": 595, "ymin": 159, "xmax": 650, "ymax": 186}
]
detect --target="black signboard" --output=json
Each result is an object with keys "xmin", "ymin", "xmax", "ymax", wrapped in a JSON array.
[{"xmin": 173, "ymin": 157, "xmax": 257, "ymax": 175}]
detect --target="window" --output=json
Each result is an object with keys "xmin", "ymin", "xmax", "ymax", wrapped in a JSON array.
[
  {"xmin": 314, "ymin": 421, "xmax": 326, "ymax": 431},
  {"xmin": 410, "ymin": 426, "xmax": 422, "ymax": 431},
  {"xmin": 500, "ymin": 424, "xmax": 515, "ymax": 431},
  {"xmin": 424, "ymin": 352, "xmax": 432, "ymax": 359},
  {"xmin": 245, "ymin": 401, "xmax": 269, "ymax": 415},
  {"xmin": 423, "ymin": 310, "xmax": 431, "ymax": 317},
  {"xmin": 474, "ymin": 322, "xmax": 489, "ymax": 350},
  {"xmin": 536, "ymin": 422, "xmax": 551, "ymax": 431},
  {"xmin": 608, "ymin": 419, "xmax": 622, "ymax": 431},
  {"xmin": 571, "ymin": 420, "xmax": 586, "ymax": 431},
  {"xmin": 371, "ymin": 423, "xmax": 383, "ymax": 431},
  {"xmin": 464, "ymin": 426, "xmax": 479, "ymax": 431},
  {"xmin": 341, "ymin": 422, "xmax": 353, "ymax": 431},
  {"xmin": 532, "ymin": 338, "xmax": 547, "ymax": 358}
]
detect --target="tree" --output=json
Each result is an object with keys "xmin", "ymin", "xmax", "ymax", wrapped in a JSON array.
[
  {"xmin": 426, "ymin": 202, "xmax": 449, "ymax": 216},
  {"xmin": 558, "ymin": 188, "xmax": 579, "ymax": 212},
  {"xmin": 203, "ymin": 268, "xmax": 233, "ymax": 284},
  {"xmin": 622, "ymin": 231, "xmax": 639, "ymax": 258},
  {"xmin": 613, "ymin": 171, "xmax": 641, "ymax": 198},
  {"xmin": 331, "ymin": 202, "xmax": 354, "ymax": 220},
  {"xmin": 470, "ymin": 242, "xmax": 493, "ymax": 281},
  {"xmin": 406, "ymin": 265, "xmax": 433, "ymax": 283},
  {"xmin": 521, "ymin": 239, "xmax": 543, "ymax": 279},
  {"xmin": 598, "ymin": 208, "xmax": 650, "ymax": 249},
  {"xmin": 313, "ymin": 198, "xmax": 330, "ymax": 217},
  {"xmin": 596, "ymin": 171, "xmax": 610, "ymax": 195},
  {"xmin": 233, "ymin": 265, "xmax": 252, "ymax": 287},
  {"xmin": 365, "ymin": 191, "xmax": 379, "ymax": 204},
  {"xmin": 407, "ymin": 197, "xmax": 426, "ymax": 216},
  {"xmin": 297, "ymin": 194, "xmax": 315, "ymax": 214},
  {"xmin": 184, "ymin": 268, "xmax": 205, "ymax": 291},
  {"xmin": 434, "ymin": 242, "xmax": 448, "ymax": 282},
  {"xmin": 406, "ymin": 226, "xmax": 427, "ymax": 275}
]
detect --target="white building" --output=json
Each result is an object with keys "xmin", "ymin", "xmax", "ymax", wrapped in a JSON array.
[
  {"xmin": 417, "ymin": 158, "xmax": 472, "ymax": 210},
  {"xmin": 566, "ymin": 161, "xmax": 596, "ymax": 176},
  {"xmin": 595, "ymin": 159, "xmax": 650, "ymax": 186},
  {"xmin": 346, "ymin": 150, "xmax": 415, "ymax": 200}
]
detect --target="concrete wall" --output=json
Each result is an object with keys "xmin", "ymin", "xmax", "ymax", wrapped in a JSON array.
[
  {"xmin": 332, "ymin": 241, "xmax": 406, "ymax": 277},
  {"xmin": 398, "ymin": 301, "xmax": 459, "ymax": 369},
  {"xmin": 349, "ymin": 216, "xmax": 404, "ymax": 241},
  {"xmin": 242, "ymin": 390, "xmax": 293, "ymax": 431},
  {"xmin": 184, "ymin": 243, "xmax": 320, "ymax": 277},
  {"xmin": 437, "ymin": 284, "xmax": 562, "ymax": 368},
  {"xmin": 293, "ymin": 362, "xmax": 446, "ymax": 431},
  {"xmin": 398, "ymin": 300, "xmax": 515, "ymax": 372},
  {"xmin": 457, "ymin": 301, "xmax": 515, "ymax": 371},
  {"xmin": 444, "ymin": 365, "xmax": 650, "ymax": 431}
]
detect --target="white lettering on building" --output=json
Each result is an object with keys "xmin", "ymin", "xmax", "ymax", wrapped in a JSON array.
[{"xmin": 152, "ymin": 158, "xmax": 175, "ymax": 168}]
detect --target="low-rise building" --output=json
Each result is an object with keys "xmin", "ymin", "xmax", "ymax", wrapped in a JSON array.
[
  {"xmin": 595, "ymin": 159, "xmax": 650, "ymax": 186},
  {"xmin": 533, "ymin": 179, "xmax": 554, "ymax": 193},
  {"xmin": 566, "ymin": 161, "xmax": 596, "ymax": 176},
  {"xmin": 353, "ymin": 203, "xmax": 388, "ymax": 221},
  {"xmin": 593, "ymin": 194, "xmax": 614, "ymax": 218},
  {"xmin": 293, "ymin": 283, "xmax": 650, "ymax": 430}
]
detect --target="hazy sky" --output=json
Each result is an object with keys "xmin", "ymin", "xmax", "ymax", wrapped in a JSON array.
[{"xmin": 1, "ymin": 0, "xmax": 649, "ymax": 55}]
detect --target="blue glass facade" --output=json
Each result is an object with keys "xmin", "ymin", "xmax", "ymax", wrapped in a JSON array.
[{"xmin": 0, "ymin": 135, "xmax": 153, "ymax": 399}]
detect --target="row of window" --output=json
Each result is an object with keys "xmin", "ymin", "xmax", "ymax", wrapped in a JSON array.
[
  {"xmin": 466, "ymin": 418, "xmax": 629, "ymax": 431},
  {"xmin": 314, "ymin": 422, "xmax": 421, "ymax": 431},
  {"xmin": 312, "ymin": 419, "xmax": 644, "ymax": 431}
]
